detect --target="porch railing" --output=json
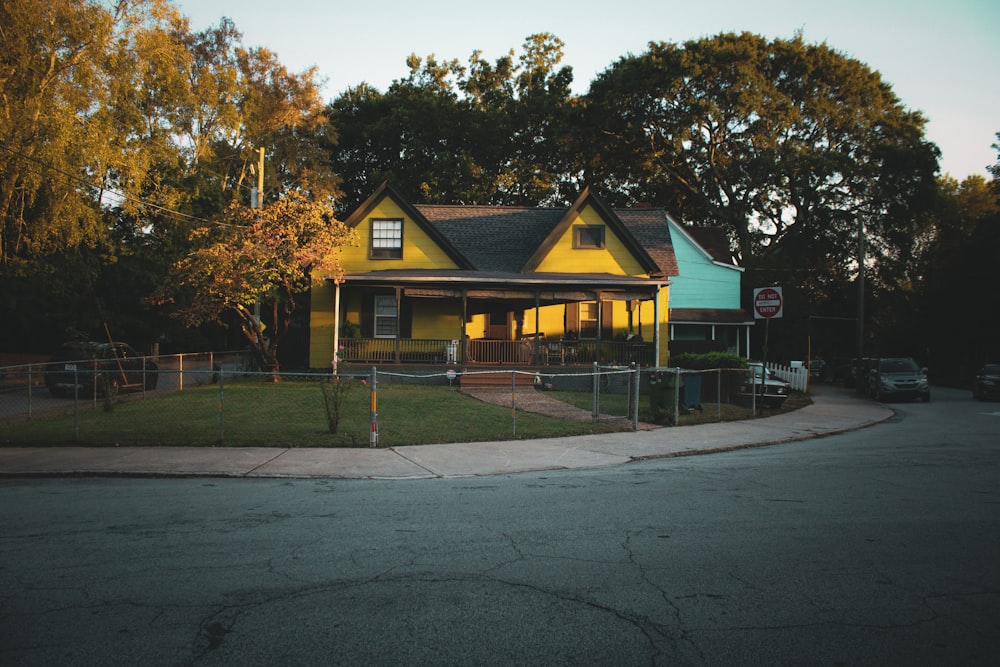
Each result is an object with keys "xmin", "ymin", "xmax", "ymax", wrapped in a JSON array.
[
  {"xmin": 339, "ymin": 338, "xmax": 655, "ymax": 367},
  {"xmin": 340, "ymin": 338, "xmax": 455, "ymax": 364}
]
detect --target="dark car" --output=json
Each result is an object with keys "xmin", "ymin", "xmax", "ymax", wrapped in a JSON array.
[
  {"xmin": 44, "ymin": 341, "xmax": 158, "ymax": 398},
  {"xmin": 868, "ymin": 357, "xmax": 930, "ymax": 402},
  {"xmin": 973, "ymin": 363, "xmax": 1000, "ymax": 401},
  {"xmin": 740, "ymin": 363, "xmax": 791, "ymax": 408}
]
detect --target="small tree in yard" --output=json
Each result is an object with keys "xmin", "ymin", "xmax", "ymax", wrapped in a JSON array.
[{"xmin": 155, "ymin": 193, "xmax": 357, "ymax": 375}]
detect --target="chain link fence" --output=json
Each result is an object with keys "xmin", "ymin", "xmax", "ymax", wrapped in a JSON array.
[{"xmin": 1, "ymin": 359, "xmax": 799, "ymax": 447}]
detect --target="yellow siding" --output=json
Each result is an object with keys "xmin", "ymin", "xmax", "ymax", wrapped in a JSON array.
[
  {"xmin": 534, "ymin": 205, "xmax": 647, "ymax": 276},
  {"xmin": 411, "ymin": 302, "xmax": 462, "ymax": 339},
  {"xmin": 309, "ymin": 281, "xmax": 336, "ymax": 368},
  {"xmin": 465, "ymin": 315, "xmax": 486, "ymax": 339},
  {"xmin": 338, "ymin": 199, "xmax": 460, "ymax": 272},
  {"xmin": 518, "ymin": 288, "xmax": 669, "ymax": 366},
  {"xmin": 657, "ymin": 287, "xmax": 669, "ymax": 367}
]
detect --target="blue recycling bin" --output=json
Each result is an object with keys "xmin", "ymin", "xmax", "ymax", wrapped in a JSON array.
[{"xmin": 682, "ymin": 372, "xmax": 703, "ymax": 412}]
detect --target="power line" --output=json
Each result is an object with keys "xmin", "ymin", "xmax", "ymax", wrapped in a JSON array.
[{"xmin": 0, "ymin": 141, "xmax": 220, "ymax": 227}]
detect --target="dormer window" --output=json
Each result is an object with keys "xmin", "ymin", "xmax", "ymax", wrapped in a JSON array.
[
  {"xmin": 370, "ymin": 218, "xmax": 403, "ymax": 259},
  {"xmin": 573, "ymin": 224, "xmax": 605, "ymax": 249}
]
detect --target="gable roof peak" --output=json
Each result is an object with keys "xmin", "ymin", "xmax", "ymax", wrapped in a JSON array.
[{"xmin": 344, "ymin": 181, "xmax": 474, "ymax": 270}]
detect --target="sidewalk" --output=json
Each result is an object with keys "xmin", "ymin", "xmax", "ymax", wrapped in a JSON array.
[{"xmin": 0, "ymin": 385, "xmax": 892, "ymax": 480}]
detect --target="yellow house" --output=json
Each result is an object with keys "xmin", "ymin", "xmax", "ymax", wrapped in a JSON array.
[{"xmin": 309, "ymin": 183, "xmax": 677, "ymax": 370}]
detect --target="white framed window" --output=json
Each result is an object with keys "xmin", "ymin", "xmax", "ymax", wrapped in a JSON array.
[
  {"xmin": 370, "ymin": 218, "xmax": 403, "ymax": 259},
  {"xmin": 374, "ymin": 295, "xmax": 398, "ymax": 337}
]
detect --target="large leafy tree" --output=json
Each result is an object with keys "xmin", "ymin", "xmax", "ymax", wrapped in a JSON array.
[
  {"xmin": 581, "ymin": 32, "xmax": 940, "ymax": 274},
  {"xmin": 579, "ymin": 32, "xmax": 939, "ymax": 361},
  {"xmin": 920, "ymin": 168, "xmax": 1000, "ymax": 378},
  {"xmin": 0, "ymin": 1, "xmax": 337, "ymax": 351},
  {"xmin": 154, "ymin": 193, "xmax": 357, "ymax": 372},
  {"xmin": 0, "ymin": 0, "xmax": 190, "ymax": 350},
  {"xmin": 327, "ymin": 33, "xmax": 575, "ymax": 212},
  {"xmin": 0, "ymin": 0, "xmax": 182, "ymax": 269}
]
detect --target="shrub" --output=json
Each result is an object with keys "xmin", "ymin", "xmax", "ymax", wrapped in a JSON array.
[{"xmin": 668, "ymin": 352, "xmax": 747, "ymax": 370}]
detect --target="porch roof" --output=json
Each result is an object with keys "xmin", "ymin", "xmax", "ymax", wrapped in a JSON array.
[
  {"xmin": 669, "ymin": 308, "xmax": 755, "ymax": 325},
  {"xmin": 331, "ymin": 269, "xmax": 668, "ymax": 301}
]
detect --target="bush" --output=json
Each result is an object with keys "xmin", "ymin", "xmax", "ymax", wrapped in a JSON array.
[
  {"xmin": 667, "ymin": 352, "xmax": 748, "ymax": 404},
  {"xmin": 668, "ymin": 352, "xmax": 747, "ymax": 371}
]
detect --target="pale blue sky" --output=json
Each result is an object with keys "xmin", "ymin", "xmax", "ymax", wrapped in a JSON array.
[{"xmin": 175, "ymin": 0, "xmax": 999, "ymax": 180}]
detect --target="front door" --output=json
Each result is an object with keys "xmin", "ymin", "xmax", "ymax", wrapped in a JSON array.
[{"xmin": 485, "ymin": 307, "xmax": 510, "ymax": 340}]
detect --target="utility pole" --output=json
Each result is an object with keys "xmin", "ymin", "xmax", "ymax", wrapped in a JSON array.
[
  {"xmin": 857, "ymin": 218, "xmax": 865, "ymax": 360},
  {"xmin": 250, "ymin": 147, "xmax": 264, "ymax": 209},
  {"xmin": 252, "ymin": 148, "xmax": 264, "ymax": 324}
]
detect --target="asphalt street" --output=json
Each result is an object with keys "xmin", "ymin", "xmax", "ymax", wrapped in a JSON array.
[{"xmin": 1, "ymin": 386, "xmax": 998, "ymax": 665}]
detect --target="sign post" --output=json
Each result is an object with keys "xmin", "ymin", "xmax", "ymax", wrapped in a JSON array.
[{"xmin": 752, "ymin": 287, "xmax": 783, "ymax": 414}]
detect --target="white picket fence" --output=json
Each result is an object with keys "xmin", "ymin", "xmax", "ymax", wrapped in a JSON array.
[{"xmin": 767, "ymin": 362, "xmax": 810, "ymax": 392}]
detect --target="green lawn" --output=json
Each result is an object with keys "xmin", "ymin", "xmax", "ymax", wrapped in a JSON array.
[{"xmin": 1, "ymin": 379, "xmax": 633, "ymax": 448}]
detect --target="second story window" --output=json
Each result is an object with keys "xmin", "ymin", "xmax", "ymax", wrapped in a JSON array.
[
  {"xmin": 371, "ymin": 219, "xmax": 403, "ymax": 259},
  {"xmin": 573, "ymin": 224, "xmax": 605, "ymax": 249}
]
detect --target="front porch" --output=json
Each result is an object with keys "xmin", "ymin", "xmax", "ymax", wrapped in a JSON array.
[{"xmin": 339, "ymin": 336, "xmax": 656, "ymax": 367}]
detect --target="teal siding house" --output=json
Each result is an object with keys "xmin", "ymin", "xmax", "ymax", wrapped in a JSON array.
[{"xmin": 665, "ymin": 216, "xmax": 753, "ymax": 358}]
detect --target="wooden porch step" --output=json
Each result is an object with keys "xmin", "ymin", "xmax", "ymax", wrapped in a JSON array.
[{"xmin": 459, "ymin": 369, "xmax": 538, "ymax": 388}]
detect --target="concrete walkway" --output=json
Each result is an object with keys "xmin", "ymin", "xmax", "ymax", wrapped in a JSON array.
[{"xmin": 0, "ymin": 385, "xmax": 892, "ymax": 480}]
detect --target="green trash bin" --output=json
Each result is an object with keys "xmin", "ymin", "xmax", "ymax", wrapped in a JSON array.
[{"xmin": 648, "ymin": 370, "xmax": 682, "ymax": 425}]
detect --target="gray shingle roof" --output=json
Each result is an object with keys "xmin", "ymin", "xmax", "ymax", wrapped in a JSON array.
[
  {"xmin": 415, "ymin": 204, "xmax": 564, "ymax": 273},
  {"xmin": 615, "ymin": 209, "xmax": 678, "ymax": 277},
  {"xmin": 416, "ymin": 203, "xmax": 677, "ymax": 277}
]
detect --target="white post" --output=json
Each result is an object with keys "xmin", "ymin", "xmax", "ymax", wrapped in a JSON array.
[{"xmin": 332, "ymin": 280, "xmax": 342, "ymax": 373}]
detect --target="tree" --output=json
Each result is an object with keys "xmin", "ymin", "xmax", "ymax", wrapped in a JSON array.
[
  {"xmin": 581, "ymin": 32, "xmax": 940, "ymax": 273},
  {"xmin": 920, "ymin": 170, "xmax": 1000, "ymax": 379},
  {"xmin": 0, "ymin": 2, "xmax": 338, "ymax": 351},
  {"xmin": 154, "ymin": 193, "xmax": 357, "ymax": 373},
  {"xmin": 0, "ymin": 0, "xmax": 184, "ymax": 270},
  {"xmin": 326, "ymin": 34, "xmax": 575, "ymax": 212}
]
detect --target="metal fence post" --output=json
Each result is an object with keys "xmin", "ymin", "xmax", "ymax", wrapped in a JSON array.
[
  {"xmin": 592, "ymin": 361, "xmax": 599, "ymax": 422},
  {"xmin": 179, "ymin": 353, "xmax": 184, "ymax": 392},
  {"xmin": 218, "ymin": 369, "xmax": 225, "ymax": 444},
  {"xmin": 27, "ymin": 364, "xmax": 33, "ymax": 420},
  {"xmin": 511, "ymin": 370, "xmax": 516, "ymax": 437},
  {"xmin": 631, "ymin": 363, "xmax": 640, "ymax": 431},
  {"xmin": 73, "ymin": 366, "xmax": 79, "ymax": 441},
  {"xmin": 717, "ymin": 368, "xmax": 722, "ymax": 419},
  {"xmin": 673, "ymin": 367, "xmax": 681, "ymax": 426},
  {"xmin": 369, "ymin": 366, "xmax": 378, "ymax": 447}
]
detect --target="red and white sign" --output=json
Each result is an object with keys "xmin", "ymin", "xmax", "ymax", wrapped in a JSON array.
[{"xmin": 753, "ymin": 287, "xmax": 783, "ymax": 319}]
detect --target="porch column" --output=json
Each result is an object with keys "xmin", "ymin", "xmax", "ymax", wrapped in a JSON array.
[
  {"xmin": 394, "ymin": 286, "xmax": 401, "ymax": 363},
  {"xmin": 534, "ymin": 291, "xmax": 541, "ymax": 365},
  {"xmin": 332, "ymin": 279, "xmax": 342, "ymax": 373},
  {"xmin": 595, "ymin": 293, "xmax": 603, "ymax": 364},
  {"xmin": 461, "ymin": 290, "xmax": 468, "ymax": 363},
  {"xmin": 654, "ymin": 286, "xmax": 662, "ymax": 367}
]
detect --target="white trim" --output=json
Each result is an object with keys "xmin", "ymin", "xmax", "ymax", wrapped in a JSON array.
[{"xmin": 666, "ymin": 215, "xmax": 744, "ymax": 273}]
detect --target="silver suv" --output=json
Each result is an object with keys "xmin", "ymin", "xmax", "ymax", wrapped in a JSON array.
[{"xmin": 868, "ymin": 357, "xmax": 930, "ymax": 402}]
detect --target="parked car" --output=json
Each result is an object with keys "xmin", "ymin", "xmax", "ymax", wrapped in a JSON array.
[
  {"xmin": 867, "ymin": 357, "xmax": 930, "ymax": 402},
  {"xmin": 740, "ymin": 363, "xmax": 791, "ymax": 408},
  {"xmin": 44, "ymin": 341, "xmax": 158, "ymax": 398},
  {"xmin": 973, "ymin": 363, "xmax": 1000, "ymax": 401}
]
